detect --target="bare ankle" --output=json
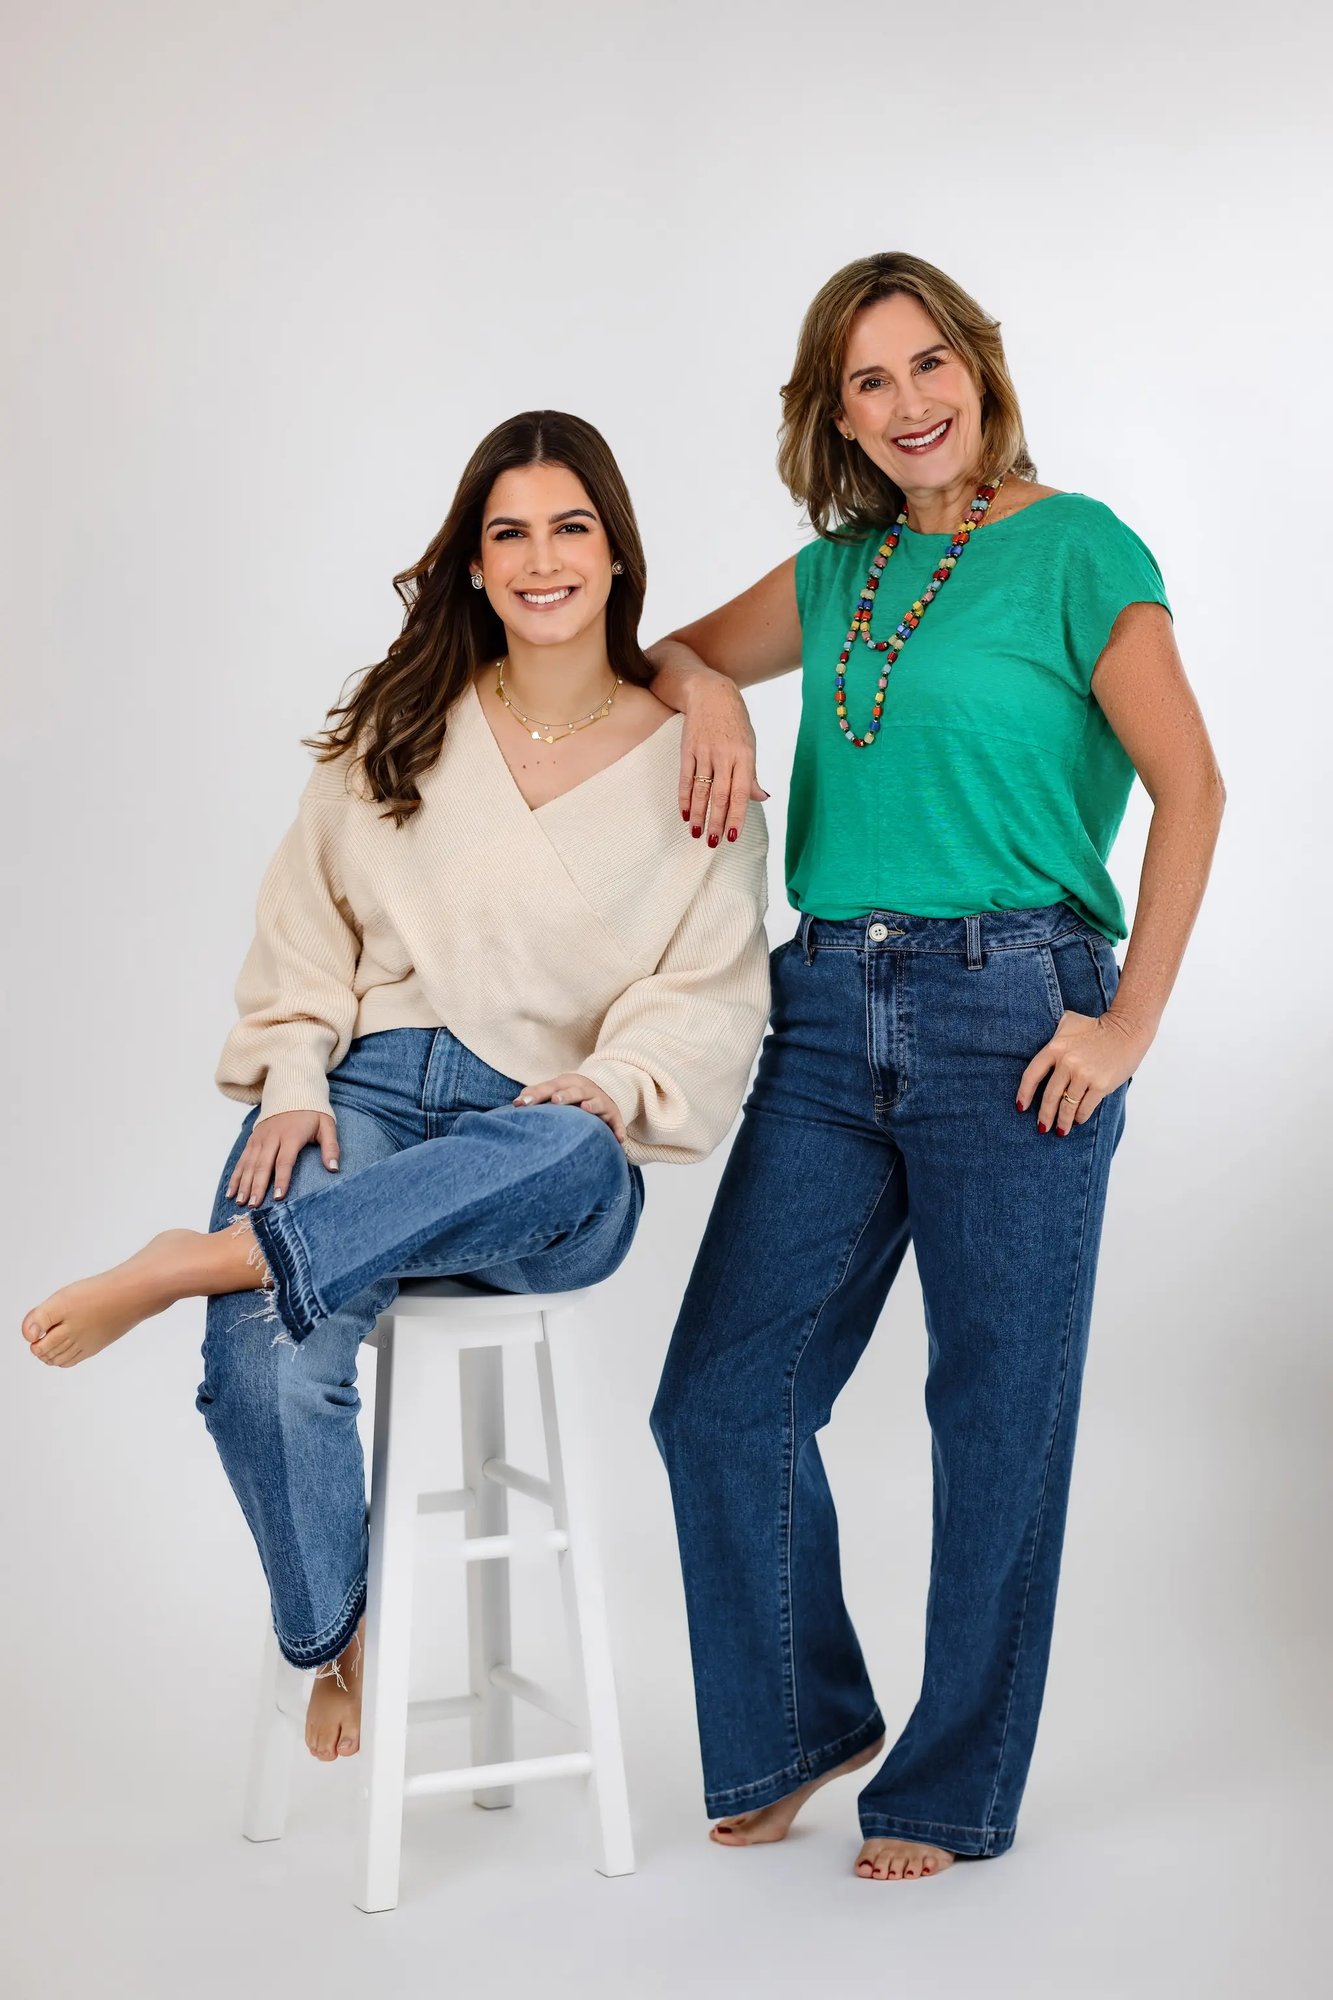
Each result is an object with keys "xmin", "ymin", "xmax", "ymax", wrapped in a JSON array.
[{"xmin": 208, "ymin": 1217, "xmax": 273, "ymax": 1295}]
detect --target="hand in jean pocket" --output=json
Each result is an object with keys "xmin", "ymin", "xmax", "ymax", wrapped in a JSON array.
[{"xmin": 1015, "ymin": 1009, "xmax": 1148, "ymax": 1135}]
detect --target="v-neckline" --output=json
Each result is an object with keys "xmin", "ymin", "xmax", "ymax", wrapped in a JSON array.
[{"xmin": 465, "ymin": 678, "xmax": 682, "ymax": 817}]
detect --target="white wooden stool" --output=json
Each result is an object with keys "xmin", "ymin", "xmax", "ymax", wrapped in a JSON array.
[{"xmin": 241, "ymin": 1280, "xmax": 635, "ymax": 1912}]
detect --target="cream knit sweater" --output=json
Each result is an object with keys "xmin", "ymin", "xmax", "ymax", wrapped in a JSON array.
[{"xmin": 216, "ymin": 684, "xmax": 771, "ymax": 1166}]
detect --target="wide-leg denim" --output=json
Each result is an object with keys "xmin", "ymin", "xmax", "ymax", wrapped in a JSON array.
[
  {"xmin": 650, "ymin": 904, "xmax": 1128, "ymax": 1859},
  {"xmin": 197, "ymin": 1027, "xmax": 642, "ymax": 1668}
]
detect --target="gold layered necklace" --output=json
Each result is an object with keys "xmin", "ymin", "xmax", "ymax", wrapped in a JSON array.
[{"xmin": 494, "ymin": 656, "xmax": 622, "ymax": 745}]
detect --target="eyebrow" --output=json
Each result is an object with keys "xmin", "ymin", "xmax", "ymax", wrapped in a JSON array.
[
  {"xmin": 484, "ymin": 507, "xmax": 598, "ymax": 530},
  {"xmin": 847, "ymin": 343, "xmax": 948, "ymax": 382}
]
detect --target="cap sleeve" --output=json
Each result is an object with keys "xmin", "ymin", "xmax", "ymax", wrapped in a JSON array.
[
  {"xmin": 794, "ymin": 537, "xmax": 823, "ymax": 630},
  {"xmin": 1065, "ymin": 501, "xmax": 1173, "ymax": 687}
]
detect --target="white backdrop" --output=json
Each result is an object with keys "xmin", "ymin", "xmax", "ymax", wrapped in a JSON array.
[{"xmin": 2, "ymin": 4, "xmax": 1328, "ymax": 1996}]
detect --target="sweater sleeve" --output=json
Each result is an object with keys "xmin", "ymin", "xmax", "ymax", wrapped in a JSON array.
[
  {"xmin": 576, "ymin": 810, "xmax": 772, "ymax": 1165},
  {"xmin": 214, "ymin": 764, "xmax": 363, "ymax": 1122}
]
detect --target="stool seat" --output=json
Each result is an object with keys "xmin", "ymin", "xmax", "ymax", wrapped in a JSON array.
[
  {"xmin": 242, "ymin": 1284, "xmax": 634, "ymax": 1912},
  {"xmin": 387, "ymin": 1277, "xmax": 591, "ymax": 1317}
]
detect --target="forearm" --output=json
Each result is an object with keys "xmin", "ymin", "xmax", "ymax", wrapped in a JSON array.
[{"xmin": 1110, "ymin": 774, "xmax": 1226, "ymax": 1041}]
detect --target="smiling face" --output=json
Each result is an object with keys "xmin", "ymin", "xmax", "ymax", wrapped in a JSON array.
[
  {"xmin": 837, "ymin": 292, "xmax": 986, "ymax": 503},
  {"xmin": 471, "ymin": 461, "xmax": 615, "ymax": 650}
]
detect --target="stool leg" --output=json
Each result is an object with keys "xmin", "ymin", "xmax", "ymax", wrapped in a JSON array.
[
  {"xmin": 460, "ymin": 1342, "xmax": 515, "ymax": 1809},
  {"xmin": 242, "ymin": 1619, "xmax": 296, "ymax": 1842},
  {"xmin": 355, "ymin": 1318, "xmax": 419, "ymax": 1913},
  {"xmin": 537, "ymin": 1307, "xmax": 635, "ymax": 1878}
]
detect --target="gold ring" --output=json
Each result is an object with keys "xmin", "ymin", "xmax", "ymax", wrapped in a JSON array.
[
  {"xmin": 1060, "ymin": 1092, "xmax": 1078, "ymax": 1106},
  {"xmin": 695, "ymin": 775, "xmax": 714, "ymax": 787}
]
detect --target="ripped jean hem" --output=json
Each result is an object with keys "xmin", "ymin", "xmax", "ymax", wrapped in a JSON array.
[
  {"xmin": 275, "ymin": 1573, "xmax": 367, "ymax": 1671},
  {"xmin": 247, "ymin": 1203, "xmax": 324, "ymax": 1343}
]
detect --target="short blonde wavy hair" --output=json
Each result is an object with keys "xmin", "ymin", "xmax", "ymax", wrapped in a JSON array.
[{"xmin": 778, "ymin": 252, "xmax": 1037, "ymax": 541}]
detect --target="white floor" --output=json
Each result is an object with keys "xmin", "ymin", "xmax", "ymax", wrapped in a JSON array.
[
  {"xmin": 5, "ymin": 1192, "xmax": 1326, "ymax": 2000},
  {"xmin": 3, "ymin": 1626, "xmax": 1321, "ymax": 2000}
]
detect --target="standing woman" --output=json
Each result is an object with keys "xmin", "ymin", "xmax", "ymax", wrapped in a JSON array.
[{"xmin": 648, "ymin": 254, "xmax": 1224, "ymax": 1881}]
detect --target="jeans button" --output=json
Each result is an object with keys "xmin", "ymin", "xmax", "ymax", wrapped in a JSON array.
[{"xmin": 868, "ymin": 922, "xmax": 890, "ymax": 943}]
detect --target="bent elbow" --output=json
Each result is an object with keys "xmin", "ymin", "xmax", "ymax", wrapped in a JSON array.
[{"xmin": 1211, "ymin": 762, "xmax": 1228, "ymax": 816}]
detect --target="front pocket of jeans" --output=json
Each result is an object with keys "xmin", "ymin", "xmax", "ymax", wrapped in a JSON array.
[
  {"xmin": 1037, "ymin": 945, "xmax": 1066, "ymax": 1029},
  {"xmin": 1043, "ymin": 934, "xmax": 1119, "ymax": 1023}
]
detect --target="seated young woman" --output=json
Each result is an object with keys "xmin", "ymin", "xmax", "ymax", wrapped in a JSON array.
[{"xmin": 21, "ymin": 409, "xmax": 770, "ymax": 1761}]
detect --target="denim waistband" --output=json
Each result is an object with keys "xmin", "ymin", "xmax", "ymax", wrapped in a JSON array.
[{"xmin": 793, "ymin": 902, "xmax": 1100, "ymax": 964}]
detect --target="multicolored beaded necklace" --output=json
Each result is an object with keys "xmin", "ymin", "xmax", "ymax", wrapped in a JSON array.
[{"xmin": 834, "ymin": 474, "xmax": 1005, "ymax": 747}]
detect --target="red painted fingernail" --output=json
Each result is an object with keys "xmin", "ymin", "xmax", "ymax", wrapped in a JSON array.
[
  {"xmin": 691, "ymin": 825, "xmax": 702, "ymax": 838},
  {"xmin": 708, "ymin": 833, "xmax": 719, "ymax": 847},
  {"xmin": 1058, "ymin": 1125, "xmax": 1069, "ymax": 1137},
  {"xmin": 682, "ymin": 810, "xmax": 690, "ymax": 821},
  {"xmin": 727, "ymin": 827, "xmax": 738, "ymax": 841},
  {"xmin": 1015, "ymin": 1098, "xmax": 1024, "ymax": 1113},
  {"xmin": 1037, "ymin": 1122, "xmax": 1048, "ymax": 1135}
]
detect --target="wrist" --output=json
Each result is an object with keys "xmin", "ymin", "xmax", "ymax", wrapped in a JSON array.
[
  {"xmin": 679, "ymin": 661, "xmax": 739, "ymax": 710},
  {"xmin": 1105, "ymin": 1001, "xmax": 1158, "ymax": 1050}
]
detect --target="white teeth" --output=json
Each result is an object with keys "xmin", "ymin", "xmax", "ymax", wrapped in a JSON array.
[
  {"xmin": 895, "ymin": 420, "xmax": 949, "ymax": 449},
  {"xmin": 519, "ymin": 587, "xmax": 574, "ymax": 605}
]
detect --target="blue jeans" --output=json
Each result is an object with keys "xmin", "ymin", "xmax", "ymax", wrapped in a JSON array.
[
  {"xmin": 197, "ymin": 1027, "xmax": 642, "ymax": 1668},
  {"xmin": 650, "ymin": 905, "xmax": 1128, "ymax": 1858}
]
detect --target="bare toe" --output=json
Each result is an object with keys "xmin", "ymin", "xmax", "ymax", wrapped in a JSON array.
[{"xmin": 22, "ymin": 1310, "xmax": 52, "ymax": 1346}]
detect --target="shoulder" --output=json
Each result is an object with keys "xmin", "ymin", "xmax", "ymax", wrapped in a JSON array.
[
  {"xmin": 1003, "ymin": 491, "xmax": 1165, "ymax": 574},
  {"xmin": 617, "ymin": 679, "xmax": 678, "ymax": 735},
  {"xmin": 1011, "ymin": 489, "xmax": 1147, "ymax": 542},
  {"xmin": 301, "ymin": 747, "xmax": 366, "ymax": 806}
]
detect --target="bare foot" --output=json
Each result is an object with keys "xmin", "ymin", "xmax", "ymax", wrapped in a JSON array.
[
  {"xmin": 710, "ymin": 1735, "xmax": 886, "ymax": 1846},
  {"xmin": 854, "ymin": 1837, "xmax": 955, "ymax": 1881},
  {"xmin": 21, "ymin": 1221, "xmax": 268, "ymax": 1367},
  {"xmin": 305, "ymin": 1620, "xmax": 365, "ymax": 1761}
]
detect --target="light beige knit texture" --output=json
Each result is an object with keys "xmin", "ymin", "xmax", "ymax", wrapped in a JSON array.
[{"xmin": 216, "ymin": 686, "xmax": 771, "ymax": 1165}]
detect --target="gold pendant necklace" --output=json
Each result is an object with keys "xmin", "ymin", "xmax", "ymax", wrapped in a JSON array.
[{"xmin": 494, "ymin": 656, "xmax": 622, "ymax": 745}]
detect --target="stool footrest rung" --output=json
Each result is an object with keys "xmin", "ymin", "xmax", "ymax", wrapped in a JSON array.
[
  {"xmin": 407, "ymin": 1694, "xmax": 481, "ymax": 1724},
  {"xmin": 417, "ymin": 1487, "xmax": 474, "ymax": 1515},
  {"xmin": 403, "ymin": 1750, "xmax": 593, "ymax": 1800},
  {"xmin": 449, "ymin": 1529, "xmax": 568, "ymax": 1562},
  {"xmin": 482, "ymin": 1458, "xmax": 553, "ymax": 1508}
]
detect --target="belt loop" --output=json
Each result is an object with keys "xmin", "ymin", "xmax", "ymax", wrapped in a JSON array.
[
  {"xmin": 965, "ymin": 914, "xmax": 984, "ymax": 970},
  {"xmin": 800, "ymin": 913, "xmax": 817, "ymax": 964}
]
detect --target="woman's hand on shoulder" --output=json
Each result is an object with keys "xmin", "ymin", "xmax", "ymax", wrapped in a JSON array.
[
  {"xmin": 650, "ymin": 555, "xmax": 801, "ymax": 844},
  {"xmin": 679, "ymin": 674, "xmax": 768, "ymax": 848},
  {"xmin": 227, "ymin": 1109, "xmax": 340, "ymax": 1206},
  {"xmin": 513, "ymin": 1075, "xmax": 627, "ymax": 1146}
]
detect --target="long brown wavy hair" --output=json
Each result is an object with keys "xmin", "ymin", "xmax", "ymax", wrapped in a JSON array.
[
  {"xmin": 306, "ymin": 410, "xmax": 654, "ymax": 825},
  {"xmin": 777, "ymin": 252, "xmax": 1038, "ymax": 542}
]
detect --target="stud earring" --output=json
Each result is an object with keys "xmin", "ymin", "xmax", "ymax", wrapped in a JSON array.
[
  {"xmin": 611, "ymin": 561, "xmax": 624, "ymax": 575},
  {"xmin": 470, "ymin": 572, "xmax": 484, "ymax": 590}
]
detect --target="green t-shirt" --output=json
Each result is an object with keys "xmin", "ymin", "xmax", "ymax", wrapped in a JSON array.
[{"xmin": 789, "ymin": 492, "xmax": 1171, "ymax": 941}]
